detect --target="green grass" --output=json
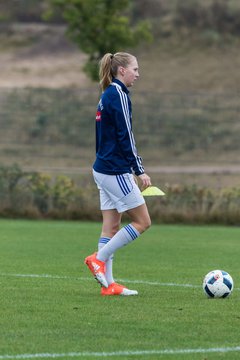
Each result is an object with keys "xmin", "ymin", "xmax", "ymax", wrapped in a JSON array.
[{"xmin": 1, "ymin": 220, "xmax": 240, "ymax": 359}]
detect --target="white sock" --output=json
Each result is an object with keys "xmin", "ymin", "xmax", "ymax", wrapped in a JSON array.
[
  {"xmin": 98, "ymin": 237, "xmax": 114, "ymax": 285},
  {"xmin": 97, "ymin": 224, "xmax": 140, "ymax": 262}
]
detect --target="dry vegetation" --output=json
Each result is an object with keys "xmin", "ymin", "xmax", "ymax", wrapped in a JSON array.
[
  {"xmin": 1, "ymin": 23, "xmax": 240, "ymax": 93},
  {"xmin": 0, "ymin": 24, "xmax": 93, "ymax": 89},
  {"xmin": 0, "ymin": 23, "xmax": 240, "ymax": 189}
]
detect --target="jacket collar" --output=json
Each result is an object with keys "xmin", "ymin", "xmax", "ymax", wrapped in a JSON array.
[{"xmin": 112, "ymin": 78, "xmax": 129, "ymax": 94}]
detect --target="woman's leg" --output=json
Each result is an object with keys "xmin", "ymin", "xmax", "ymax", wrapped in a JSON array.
[
  {"xmin": 85, "ymin": 171, "xmax": 151, "ymax": 290},
  {"xmin": 97, "ymin": 203, "xmax": 151, "ymax": 262},
  {"xmin": 98, "ymin": 209, "xmax": 139, "ymax": 296},
  {"xmin": 101, "ymin": 209, "xmax": 122, "ymax": 238},
  {"xmin": 98, "ymin": 209, "xmax": 121, "ymax": 285},
  {"xmin": 126, "ymin": 203, "xmax": 151, "ymax": 234}
]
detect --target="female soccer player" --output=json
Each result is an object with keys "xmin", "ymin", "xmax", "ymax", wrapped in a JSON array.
[{"xmin": 85, "ymin": 52, "xmax": 151, "ymax": 296}]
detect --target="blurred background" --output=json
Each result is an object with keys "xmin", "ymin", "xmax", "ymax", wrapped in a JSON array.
[{"xmin": 0, "ymin": 0, "xmax": 239, "ymax": 222}]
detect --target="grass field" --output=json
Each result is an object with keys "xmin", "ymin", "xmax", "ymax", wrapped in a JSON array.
[{"xmin": 1, "ymin": 220, "xmax": 240, "ymax": 359}]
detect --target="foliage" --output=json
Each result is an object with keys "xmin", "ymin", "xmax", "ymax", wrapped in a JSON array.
[
  {"xmin": 27, "ymin": 172, "xmax": 52, "ymax": 214},
  {"xmin": 0, "ymin": 165, "xmax": 240, "ymax": 224},
  {"xmin": 149, "ymin": 184, "xmax": 240, "ymax": 225},
  {"xmin": 46, "ymin": 0, "xmax": 152, "ymax": 80},
  {"xmin": 175, "ymin": 0, "xmax": 240, "ymax": 37},
  {"xmin": 0, "ymin": 164, "xmax": 25, "ymax": 192},
  {"xmin": 52, "ymin": 175, "xmax": 76, "ymax": 210},
  {"xmin": 2, "ymin": 0, "xmax": 240, "ymax": 47},
  {"xmin": 0, "ymin": 0, "xmax": 62, "ymax": 23}
]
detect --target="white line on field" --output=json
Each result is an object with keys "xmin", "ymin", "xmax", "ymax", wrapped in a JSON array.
[
  {"xmin": 0, "ymin": 272, "xmax": 239, "ymax": 291},
  {"xmin": 0, "ymin": 272, "xmax": 201, "ymax": 288},
  {"xmin": 1, "ymin": 346, "xmax": 240, "ymax": 359}
]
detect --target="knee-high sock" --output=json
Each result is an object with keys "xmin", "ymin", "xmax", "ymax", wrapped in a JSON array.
[
  {"xmin": 97, "ymin": 224, "xmax": 140, "ymax": 263},
  {"xmin": 98, "ymin": 237, "xmax": 114, "ymax": 285}
]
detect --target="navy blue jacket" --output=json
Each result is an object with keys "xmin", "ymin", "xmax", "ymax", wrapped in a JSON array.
[{"xmin": 93, "ymin": 78, "xmax": 144, "ymax": 176}]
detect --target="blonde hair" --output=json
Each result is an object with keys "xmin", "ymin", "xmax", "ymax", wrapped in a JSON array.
[{"xmin": 99, "ymin": 52, "xmax": 135, "ymax": 91}]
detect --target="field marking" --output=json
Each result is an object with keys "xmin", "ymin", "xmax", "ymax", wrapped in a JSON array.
[
  {"xmin": 0, "ymin": 272, "xmax": 201, "ymax": 288},
  {"xmin": 1, "ymin": 272, "xmax": 239, "ymax": 291},
  {"xmin": 1, "ymin": 346, "xmax": 240, "ymax": 359}
]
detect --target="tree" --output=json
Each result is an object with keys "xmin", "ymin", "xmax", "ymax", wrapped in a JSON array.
[{"xmin": 45, "ymin": 0, "xmax": 152, "ymax": 80}]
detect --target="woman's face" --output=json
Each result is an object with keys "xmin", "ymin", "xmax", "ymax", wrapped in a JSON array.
[{"xmin": 121, "ymin": 57, "xmax": 139, "ymax": 87}]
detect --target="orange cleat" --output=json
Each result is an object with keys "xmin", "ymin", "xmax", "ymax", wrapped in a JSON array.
[
  {"xmin": 84, "ymin": 252, "xmax": 108, "ymax": 288},
  {"xmin": 101, "ymin": 282, "xmax": 138, "ymax": 296}
]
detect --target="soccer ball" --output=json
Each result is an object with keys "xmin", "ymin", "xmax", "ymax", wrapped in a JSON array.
[{"xmin": 203, "ymin": 270, "xmax": 234, "ymax": 298}]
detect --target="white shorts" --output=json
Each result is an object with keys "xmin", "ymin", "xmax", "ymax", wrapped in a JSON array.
[{"xmin": 93, "ymin": 170, "xmax": 145, "ymax": 213}]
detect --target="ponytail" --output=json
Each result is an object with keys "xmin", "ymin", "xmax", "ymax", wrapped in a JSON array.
[
  {"xmin": 99, "ymin": 52, "xmax": 135, "ymax": 92},
  {"xmin": 99, "ymin": 53, "xmax": 113, "ymax": 92}
]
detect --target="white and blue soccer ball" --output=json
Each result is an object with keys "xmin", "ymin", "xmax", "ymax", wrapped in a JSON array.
[{"xmin": 203, "ymin": 270, "xmax": 234, "ymax": 298}]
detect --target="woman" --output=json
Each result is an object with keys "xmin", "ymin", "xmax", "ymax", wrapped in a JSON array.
[{"xmin": 85, "ymin": 52, "xmax": 151, "ymax": 296}]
